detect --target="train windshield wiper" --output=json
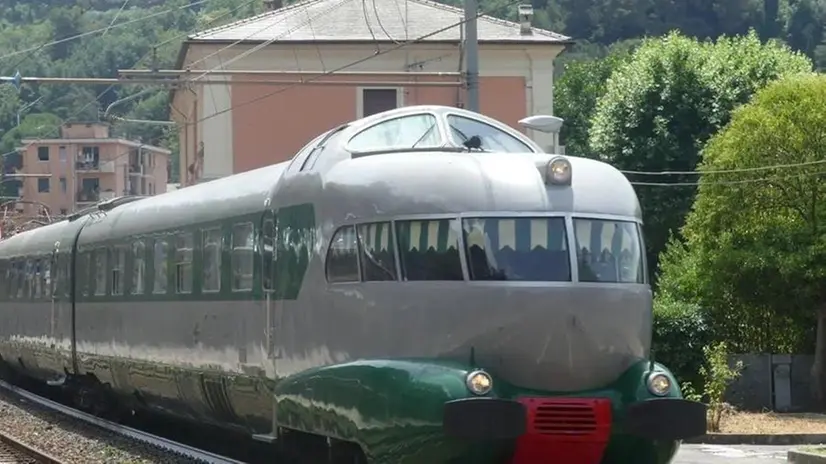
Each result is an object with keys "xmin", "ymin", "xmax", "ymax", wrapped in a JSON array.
[
  {"xmin": 411, "ymin": 123, "xmax": 437, "ymax": 148},
  {"xmin": 450, "ymin": 125, "xmax": 486, "ymax": 152}
]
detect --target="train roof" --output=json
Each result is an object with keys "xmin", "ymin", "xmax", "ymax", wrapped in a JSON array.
[
  {"xmin": 77, "ymin": 162, "xmax": 288, "ymax": 244},
  {"xmin": 0, "ymin": 219, "xmax": 84, "ymax": 259}
]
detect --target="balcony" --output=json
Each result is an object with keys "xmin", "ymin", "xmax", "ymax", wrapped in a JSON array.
[
  {"xmin": 76, "ymin": 190, "xmax": 99, "ymax": 203},
  {"xmin": 76, "ymin": 160, "xmax": 115, "ymax": 173},
  {"xmin": 129, "ymin": 164, "xmax": 145, "ymax": 175},
  {"xmin": 76, "ymin": 189, "xmax": 116, "ymax": 204}
]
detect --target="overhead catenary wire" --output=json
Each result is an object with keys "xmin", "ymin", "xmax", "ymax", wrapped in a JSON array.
[{"xmin": 1, "ymin": 0, "xmax": 260, "ymax": 161}]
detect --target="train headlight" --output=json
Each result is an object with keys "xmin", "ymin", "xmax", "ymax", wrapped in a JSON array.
[
  {"xmin": 647, "ymin": 373, "xmax": 672, "ymax": 396},
  {"xmin": 546, "ymin": 157, "xmax": 572, "ymax": 185},
  {"xmin": 465, "ymin": 370, "xmax": 493, "ymax": 396}
]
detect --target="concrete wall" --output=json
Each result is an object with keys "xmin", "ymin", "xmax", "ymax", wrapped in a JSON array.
[{"xmin": 725, "ymin": 354, "xmax": 818, "ymax": 412}]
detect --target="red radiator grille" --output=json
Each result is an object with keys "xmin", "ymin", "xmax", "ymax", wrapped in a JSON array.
[
  {"xmin": 510, "ymin": 397, "xmax": 612, "ymax": 464},
  {"xmin": 533, "ymin": 401, "xmax": 598, "ymax": 435}
]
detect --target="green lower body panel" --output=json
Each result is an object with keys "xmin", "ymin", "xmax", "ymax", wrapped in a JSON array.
[{"xmin": 274, "ymin": 358, "xmax": 706, "ymax": 464}]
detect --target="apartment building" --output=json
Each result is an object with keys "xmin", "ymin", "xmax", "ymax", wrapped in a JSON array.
[{"xmin": 13, "ymin": 122, "xmax": 170, "ymax": 216}]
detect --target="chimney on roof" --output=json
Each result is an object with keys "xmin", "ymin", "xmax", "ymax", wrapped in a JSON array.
[
  {"xmin": 264, "ymin": 0, "xmax": 282, "ymax": 10},
  {"xmin": 518, "ymin": 4, "xmax": 534, "ymax": 35}
]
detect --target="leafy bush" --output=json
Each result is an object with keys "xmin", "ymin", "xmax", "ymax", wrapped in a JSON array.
[
  {"xmin": 652, "ymin": 298, "xmax": 712, "ymax": 388},
  {"xmin": 701, "ymin": 341, "xmax": 743, "ymax": 432}
]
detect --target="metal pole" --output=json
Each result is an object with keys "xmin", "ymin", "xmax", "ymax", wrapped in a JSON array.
[{"xmin": 463, "ymin": 0, "xmax": 479, "ymax": 113}]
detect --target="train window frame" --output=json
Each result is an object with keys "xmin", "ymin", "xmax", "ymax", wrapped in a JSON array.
[
  {"xmin": 94, "ymin": 249, "xmax": 107, "ymax": 296},
  {"xmin": 461, "ymin": 216, "xmax": 572, "ymax": 282},
  {"xmin": 132, "ymin": 240, "xmax": 146, "ymax": 295},
  {"xmin": 175, "ymin": 233, "xmax": 194, "ymax": 294},
  {"xmin": 394, "ymin": 218, "xmax": 465, "ymax": 282},
  {"xmin": 202, "ymin": 227, "xmax": 222, "ymax": 293},
  {"xmin": 301, "ymin": 125, "xmax": 350, "ymax": 172},
  {"xmin": 345, "ymin": 112, "xmax": 444, "ymax": 155},
  {"xmin": 32, "ymin": 258, "xmax": 42, "ymax": 299},
  {"xmin": 231, "ymin": 222, "xmax": 254, "ymax": 292},
  {"xmin": 444, "ymin": 112, "xmax": 537, "ymax": 153},
  {"xmin": 111, "ymin": 246, "xmax": 127, "ymax": 296},
  {"xmin": 356, "ymin": 222, "xmax": 398, "ymax": 282},
  {"xmin": 572, "ymin": 216, "xmax": 645, "ymax": 284},
  {"xmin": 325, "ymin": 225, "xmax": 360, "ymax": 284},
  {"xmin": 153, "ymin": 238, "xmax": 169, "ymax": 295}
]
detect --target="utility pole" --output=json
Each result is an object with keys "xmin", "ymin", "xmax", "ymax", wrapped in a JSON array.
[{"xmin": 463, "ymin": 0, "xmax": 479, "ymax": 113}]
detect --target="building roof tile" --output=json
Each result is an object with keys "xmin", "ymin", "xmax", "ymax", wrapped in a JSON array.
[{"xmin": 189, "ymin": 0, "xmax": 571, "ymax": 44}]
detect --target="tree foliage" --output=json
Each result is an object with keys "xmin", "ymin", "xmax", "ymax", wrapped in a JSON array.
[
  {"xmin": 658, "ymin": 74, "xmax": 826, "ymax": 399},
  {"xmin": 588, "ymin": 31, "xmax": 812, "ymax": 282}
]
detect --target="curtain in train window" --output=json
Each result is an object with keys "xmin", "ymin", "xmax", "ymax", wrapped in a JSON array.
[
  {"xmin": 462, "ymin": 217, "xmax": 570, "ymax": 281},
  {"xmin": 573, "ymin": 218, "xmax": 644, "ymax": 283},
  {"xmin": 395, "ymin": 219, "xmax": 463, "ymax": 281},
  {"xmin": 357, "ymin": 222, "xmax": 397, "ymax": 281}
]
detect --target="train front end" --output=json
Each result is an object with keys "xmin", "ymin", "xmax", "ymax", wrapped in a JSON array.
[
  {"xmin": 429, "ymin": 154, "xmax": 707, "ymax": 464},
  {"xmin": 273, "ymin": 106, "xmax": 706, "ymax": 464}
]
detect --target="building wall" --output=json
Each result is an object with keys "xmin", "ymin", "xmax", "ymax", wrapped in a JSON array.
[
  {"xmin": 18, "ymin": 140, "xmax": 169, "ymax": 216},
  {"xmin": 174, "ymin": 42, "xmax": 561, "ymax": 183}
]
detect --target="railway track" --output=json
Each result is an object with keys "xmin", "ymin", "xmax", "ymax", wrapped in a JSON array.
[
  {"xmin": 0, "ymin": 379, "xmax": 248, "ymax": 464},
  {"xmin": 0, "ymin": 430, "xmax": 61, "ymax": 463}
]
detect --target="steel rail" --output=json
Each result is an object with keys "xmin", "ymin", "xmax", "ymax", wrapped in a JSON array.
[
  {"xmin": 0, "ymin": 430, "xmax": 63, "ymax": 463},
  {"xmin": 0, "ymin": 380, "xmax": 247, "ymax": 464}
]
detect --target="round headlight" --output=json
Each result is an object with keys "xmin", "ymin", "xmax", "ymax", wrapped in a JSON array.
[
  {"xmin": 465, "ymin": 370, "xmax": 493, "ymax": 396},
  {"xmin": 546, "ymin": 157, "xmax": 572, "ymax": 185},
  {"xmin": 647, "ymin": 373, "xmax": 672, "ymax": 396}
]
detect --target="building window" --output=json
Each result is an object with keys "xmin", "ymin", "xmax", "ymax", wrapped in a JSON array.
[
  {"xmin": 58, "ymin": 146, "xmax": 67, "ymax": 162},
  {"xmin": 202, "ymin": 228, "xmax": 222, "ymax": 293},
  {"xmin": 325, "ymin": 225, "xmax": 359, "ymax": 283},
  {"xmin": 360, "ymin": 88, "xmax": 399, "ymax": 118},
  {"xmin": 59, "ymin": 177, "xmax": 67, "ymax": 193},
  {"xmin": 231, "ymin": 223, "xmax": 254, "ymax": 291},
  {"xmin": 37, "ymin": 178, "xmax": 49, "ymax": 193},
  {"xmin": 37, "ymin": 146, "xmax": 49, "ymax": 161},
  {"xmin": 153, "ymin": 239, "xmax": 168, "ymax": 294},
  {"xmin": 175, "ymin": 233, "xmax": 193, "ymax": 294}
]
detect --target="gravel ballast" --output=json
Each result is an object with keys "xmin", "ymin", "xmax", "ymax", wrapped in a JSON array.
[{"xmin": 0, "ymin": 389, "xmax": 205, "ymax": 464}]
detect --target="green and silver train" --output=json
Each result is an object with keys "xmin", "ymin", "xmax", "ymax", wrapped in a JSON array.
[{"xmin": 0, "ymin": 106, "xmax": 706, "ymax": 463}]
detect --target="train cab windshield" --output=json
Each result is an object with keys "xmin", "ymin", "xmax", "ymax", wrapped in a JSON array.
[
  {"xmin": 327, "ymin": 216, "xmax": 645, "ymax": 285},
  {"xmin": 345, "ymin": 111, "xmax": 539, "ymax": 154}
]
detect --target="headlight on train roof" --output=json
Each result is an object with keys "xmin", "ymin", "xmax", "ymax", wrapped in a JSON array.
[
  {"xmin": 546, "ymin": 156, "xmax": 572, "ymax": 185},
  {"xmin": 465, "ymin": 370, "xmax": 493, "ymax": 396},
  {"xmin": 646, "ymin": 372, "xmax": 672, "ymax": 397}
]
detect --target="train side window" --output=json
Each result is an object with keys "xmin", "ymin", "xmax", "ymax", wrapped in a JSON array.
[
  {"xmin": 94, "ymin": 249, "xmax": 107, "ymax": 296},
  {"xmin": 153, "ymin": 239, "xmax": 168, "ymax": 294},
  {"xmin": 262, "ymin": 217, "xmax": 275, "ymax": 291},
  {"xmin": 32, "ymin": 259, "xmax": 42, "ymax": 299},
  {"xmin": 43, "ymin": 257, "xmax": 52, "ymax": 299},
  {"xmin": 132, "ymin": 241, "xmax": 145, "ymax": 295},
  {"xmin": 202, "ymin": 228, "xmax": 222, "ymax": 293},
  {"xmin": 111, "ymin": 246, "xmax": 126, "ymax": 296},
  {"xmin": 175, "ymin": 234, "xmax": 193, "ymax": 294},
  {"xmin": 232, "ymin": 223, "xmax": 254, "ymax": 291},
  {"xmin": 357, "ymin": 222, "xmax": 397, "ymax": 281},
  {"xmin": 15, "ymin": 260, "xmax": 24, "ymax": 299},
  {"xmin": 325, "ymin": 225, "xmax": 359, "ymax": 283},
  {"xmin": 395, "ymin": 219, "xmax": 464, "ymax": 281}
]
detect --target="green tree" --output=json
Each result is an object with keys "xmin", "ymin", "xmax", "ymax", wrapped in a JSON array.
[
  {"xmin": 555, "ymin": 40, "xmax": 638, "ymax": 158},
  {"xmin": 589, "ymin": 31, "xmax": 812, "ymax": 283},
  {"xmin": 658, "ymin": 74, "xmax": 826, "ymax": 402}
]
